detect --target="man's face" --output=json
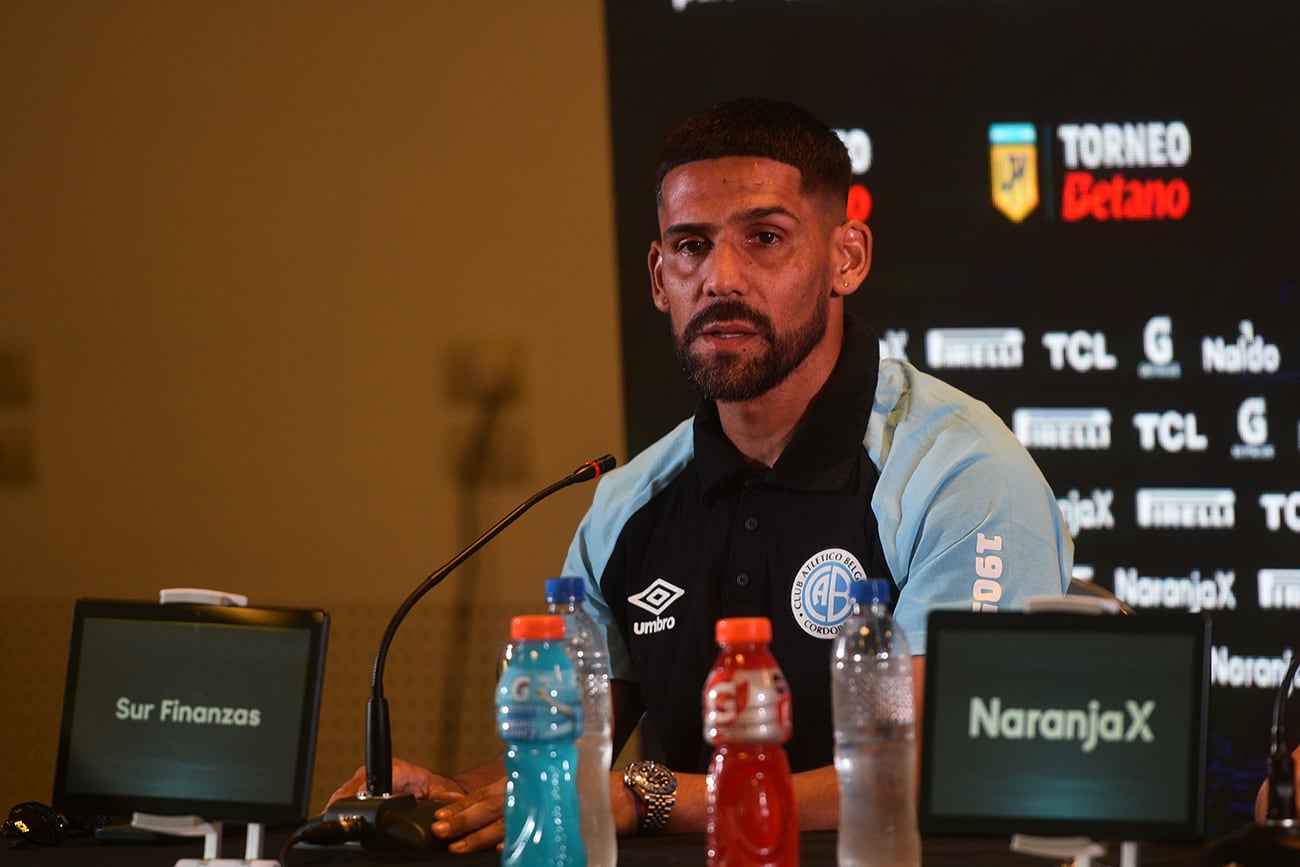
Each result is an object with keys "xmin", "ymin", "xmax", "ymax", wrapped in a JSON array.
[{"xmin": 648, "ymin": 156, "xmax": 844, "ymax": 403}]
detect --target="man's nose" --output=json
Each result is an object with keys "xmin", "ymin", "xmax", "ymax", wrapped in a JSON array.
[{"xmin": 702, "ymin": 240, "xmax": 748, "ymax": 297}]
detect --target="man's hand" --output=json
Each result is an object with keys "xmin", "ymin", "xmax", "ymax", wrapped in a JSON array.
[
  {"xmin": 325, "ymin": 758, "xmax": 507, "ymax": 853},
  {"xmin": 326, "ymin": 757, "xmax": 466, "ymax": 807},
  {"xmin": 432, "ymin": 778, "xmax": 507, "ymax": 853}
]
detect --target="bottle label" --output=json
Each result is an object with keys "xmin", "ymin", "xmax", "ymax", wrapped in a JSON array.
[
  {"xmin": 703, "ymin": 667, "xmax": 792, "ymax": 744},
  {"xmin": 498, "ymin": 667, "xmax": 583, "ymax": 743}
]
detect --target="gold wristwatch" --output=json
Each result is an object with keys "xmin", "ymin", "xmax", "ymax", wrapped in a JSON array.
[{"xmin": 622, "ymin": 760, "xmax": 677, "ymax": 834}]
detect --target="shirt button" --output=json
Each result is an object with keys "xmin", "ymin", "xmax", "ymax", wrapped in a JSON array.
[
  {"xmin": 743, "ymin": 516, "xmax": 759, "ymax": 531},
  {"xmin": 735, "ymin": 572, "xmax": 751, "ymax": 588}
]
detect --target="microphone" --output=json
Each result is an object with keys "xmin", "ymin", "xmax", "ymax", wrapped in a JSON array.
[
  {"xmin": 319, "ymin": 453, "xmax": 617, "ymax": 850},
  {"xmin": 1206, "ymin": 649, "xmax": 1300, "ymax": 865}
]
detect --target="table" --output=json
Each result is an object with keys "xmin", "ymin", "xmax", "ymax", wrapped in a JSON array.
[{"xmin": 0, "ymin": 828, "xmax": 1214, "ymax": 866}]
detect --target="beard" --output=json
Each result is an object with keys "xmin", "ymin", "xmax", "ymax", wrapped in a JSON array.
[{"xmin": 672, "ymin": 293, "xmax": 829, "ymax": 402}]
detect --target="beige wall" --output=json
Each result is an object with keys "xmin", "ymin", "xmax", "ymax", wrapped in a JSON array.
[{"xmin": 0, "ymin": 1, "xmax": 627, "ymax": 815}]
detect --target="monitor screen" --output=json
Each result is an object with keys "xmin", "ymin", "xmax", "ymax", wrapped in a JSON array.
[
  {"xmin": 919, "ymin": 610, "xmax": 1210, "ymax": 841},
  {"xmin": 52, "ymin": 599, "xmax": 329, "ymax": 826}
]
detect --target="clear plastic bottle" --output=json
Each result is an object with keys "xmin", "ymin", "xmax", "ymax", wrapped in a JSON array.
[
  {"xmin": 702, "ymin": 616, "xmax": 799, "ymax": 867},
  {"xmin": 545, "ymin": 577, "xmax": 617, "ymax": 867},
  {"xmin": 497, "ymin": 614, "xmax": 587, "ymax": 867},
  {"xmin": 830, "ymin": 579, "xmax": 921, "ymax": 867}
]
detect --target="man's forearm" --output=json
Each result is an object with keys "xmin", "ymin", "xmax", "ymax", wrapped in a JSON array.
[{"xmin": 608, "ymin": 764, "xmax": 840, "ymax": 836}]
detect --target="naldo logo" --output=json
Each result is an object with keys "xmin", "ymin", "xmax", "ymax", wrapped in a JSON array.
[{"xmin": 790, "ymin": 548, "xmax": 866, "ymax": 638}]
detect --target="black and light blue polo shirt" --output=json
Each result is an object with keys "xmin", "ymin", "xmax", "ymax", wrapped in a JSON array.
[{"xmin": 562, "ymin": 315, "xmax": 1073, "ymax": 773}]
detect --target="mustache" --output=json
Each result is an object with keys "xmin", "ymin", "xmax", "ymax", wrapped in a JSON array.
[{"xmin": 682, "ymin": 300, "xmax": 775, "ymax": 344}]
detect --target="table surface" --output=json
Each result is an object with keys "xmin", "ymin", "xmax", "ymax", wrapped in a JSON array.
[{"xmin": 0, "ymin": 827, "xmax": 1221, "ymax": 866}]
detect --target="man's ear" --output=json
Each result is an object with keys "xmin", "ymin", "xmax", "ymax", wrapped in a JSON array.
[
  {"xmin": 648, "ymin": 241, "xmax": 670, "ymax": 312},
  {"xmin": 834, "ymin": 221, "xmax": 872, "ymax": 296}
]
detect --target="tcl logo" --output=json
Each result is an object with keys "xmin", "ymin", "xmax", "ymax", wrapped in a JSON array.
[
  {"xmin": 1133, "ymin": 411, "xmax": 1207, "ymax": 452},
  {"xmin": 1260, "ymin": 493, "xmax": 1300, "ymax": 533},
  {"xmin": 1043, "ymin": 331, "xmax": 1117, "ymax": 372}
]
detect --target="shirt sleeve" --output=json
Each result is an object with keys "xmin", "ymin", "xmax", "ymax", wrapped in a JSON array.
[
  {"xmin": 561, "ymin": 497, "xmax": 637, "ymax": 682},
  {"xmin": 558, "ymin": 420, "xmax": 697, "ymax": 683},
  {"xmin": 869, "ymin": 360, "xmax": 1075, "ymax": 653}
]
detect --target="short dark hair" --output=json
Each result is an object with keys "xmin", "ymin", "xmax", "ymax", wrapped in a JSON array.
[{"xmin": 654, "ymin": 97, "xmax": 850, "ymax": 206}]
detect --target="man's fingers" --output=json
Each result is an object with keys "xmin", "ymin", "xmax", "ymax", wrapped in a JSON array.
[
  {"xmin": 443, "ymin": 817, "xmax": 506, "ymax": 854},
  {"xmin": 432, "ymin": 783, "xmax": 506, "ymax": 851}
]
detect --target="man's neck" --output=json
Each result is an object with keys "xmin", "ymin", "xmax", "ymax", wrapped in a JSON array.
[{"xmin": 715, "ymin": 321, "xmax": 846, "ymax": 468}]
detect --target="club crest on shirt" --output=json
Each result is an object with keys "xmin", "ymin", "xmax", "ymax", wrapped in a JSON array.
[{"xmin": 790, "ymin": 548, "xmax": 865, "ymax": 638}]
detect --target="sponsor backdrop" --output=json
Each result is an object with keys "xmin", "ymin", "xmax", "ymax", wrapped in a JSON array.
[{"xmin": 604, "ymin": 0, "xmax": 1300, "ymax": 836}]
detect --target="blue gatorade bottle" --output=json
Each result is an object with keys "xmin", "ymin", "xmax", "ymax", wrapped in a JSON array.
[{"xmin": 497, "ymin": 614, "xmax": 587, "ymax": 867}]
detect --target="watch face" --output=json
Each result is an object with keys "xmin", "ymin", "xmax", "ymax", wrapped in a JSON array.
[{"xmin": 631, "ymin": 761, "xmax": 676, "ymax": 794}]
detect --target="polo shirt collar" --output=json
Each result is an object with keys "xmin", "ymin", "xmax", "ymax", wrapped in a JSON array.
[{"xmin": 694, "ymin": 313, "xmax": 879, "ymax": 495}]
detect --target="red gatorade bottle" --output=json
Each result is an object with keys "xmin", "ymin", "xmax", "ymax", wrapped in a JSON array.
[{"xmin": 702, "ymin": 617, "xmax": 798, "ymax": 867}]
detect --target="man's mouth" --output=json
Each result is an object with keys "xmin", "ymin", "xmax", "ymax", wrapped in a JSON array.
[{"xmin": 700, "ymin": 321, "xmax": 758, "ymax": 340}]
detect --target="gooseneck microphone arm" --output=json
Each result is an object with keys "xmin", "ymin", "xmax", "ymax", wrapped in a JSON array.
[
  {"xmin": 364, "ymin": 454, "xmax": 617, "ymax": 797},
  {"xmin": 1266, "ymin": 650, "xmax": 1300, "ymax": 822}
]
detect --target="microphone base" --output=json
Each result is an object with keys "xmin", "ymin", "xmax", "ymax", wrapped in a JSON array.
[
  {"xmin": 322, "ymin": 793, "xmax": 450, "ymax": 851},
  {"xmin": 1206, "ymin": 822, "xmax": 1300, "ymax": 866}
]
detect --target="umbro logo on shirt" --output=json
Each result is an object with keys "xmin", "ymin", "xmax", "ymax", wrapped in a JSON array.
[
  {"xmin": 629, "ymin": 578, "xmax": 685, "ymax": 615},
  {"xmin": 629, "ymin": 578, "xmax": 684, "ymax": 635}
]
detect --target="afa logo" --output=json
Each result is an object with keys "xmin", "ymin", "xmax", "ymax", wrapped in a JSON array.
[
  {"xmin": 790, "ymin": 548, "xmax": 866, "ymax": 638},
  {"xmin": 989, "ymin": 123, "xmax": 1039, "ymax": 223}
]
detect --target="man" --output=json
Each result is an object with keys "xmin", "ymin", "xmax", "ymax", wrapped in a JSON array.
[{"xmin": 329, "ymin": 97, "xmax": 1073, "ymax": 850}]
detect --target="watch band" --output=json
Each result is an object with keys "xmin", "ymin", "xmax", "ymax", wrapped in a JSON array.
[{"xmin": 623, "ymin": 760, "xmax": 677, "ymax": 835}]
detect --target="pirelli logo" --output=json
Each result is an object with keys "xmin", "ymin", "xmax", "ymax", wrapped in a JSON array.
[
  {"xmin": 1258, "ymin": 569, "xmax": 1300, "ymax": 610},
  {"xmin": 1013, "ymin": 408, "xmax": 1112, "ymax": 450},
  {"xmin": 926, "ymin": 328, "xmax": 1024, "ymax": 369},
  {"xmin": 1136, "ymin": 488, "xmax": 1236, "ymax": 530}
]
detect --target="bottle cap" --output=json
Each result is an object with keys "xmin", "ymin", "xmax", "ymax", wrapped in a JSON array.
[
  {"xmin": 511, "ymin": 614, "xmax": 565, "ymax": 640},
  {"xmin": 715, "ymin": 616, "xmax": 771, "ymax": 645},
  {"xmin": 849, "ymin": 578, "xmax": 892, "ymax": 605},
  {"xmin": 543, "ymin": 577, "xmax": 586, "ymax": 603}
]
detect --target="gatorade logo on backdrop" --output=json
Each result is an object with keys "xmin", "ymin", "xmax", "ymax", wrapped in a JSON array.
[
  {"xmin": 790, "ymin": 548, "xmax": 865, "ymax": 638},
  {"xmin": 989, "ymin": 123, "xmax": 1039, "ymax": 222}
]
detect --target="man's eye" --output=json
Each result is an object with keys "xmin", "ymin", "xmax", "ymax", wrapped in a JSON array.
[
  {"xmin": 677, "ymin": 239, "xmax": 708, "ymax": 255},
  {"xmin": 753, "ymin": 231, "xmax": 781, "ymax": 245}
]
